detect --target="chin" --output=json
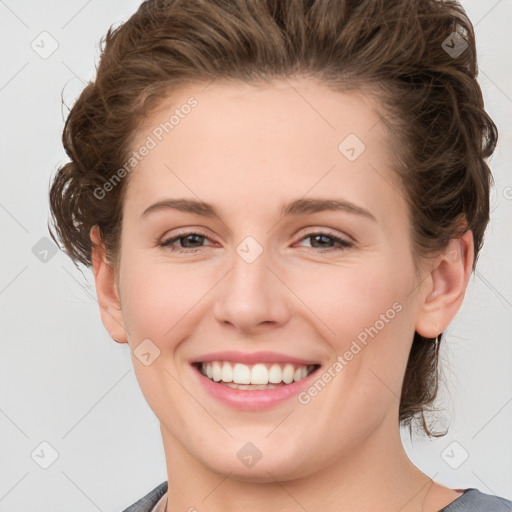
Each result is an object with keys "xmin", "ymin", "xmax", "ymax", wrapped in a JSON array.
[{"xmin": 200, "ymin": 445, "xmax": 317, "ymax": 483}]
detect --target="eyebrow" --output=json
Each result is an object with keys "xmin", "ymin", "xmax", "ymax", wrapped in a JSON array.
[{"xmin": 141, "ymin": 197, "xmax": 377, "ymax": 222}]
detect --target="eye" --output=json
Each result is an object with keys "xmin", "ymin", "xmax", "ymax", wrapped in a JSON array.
[
  {"xmin": 158, "ymin": 229, "xmax": 353, "ymax": 254},
  {"xmin": 295, "ymin": 231, "xmax": 353, "ymax": 252},
  {"xmin": 158, "ymin": 231, "xmax": 214, "ymax": 253}
]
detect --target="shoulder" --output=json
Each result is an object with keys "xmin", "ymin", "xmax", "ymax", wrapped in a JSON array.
[
  {"xmin": 121, "ymin": 481, "xmax": 168, "ymax": 512},
  {"xmin": 441, "ymin": 488, "xmax": 512, "ymax": 512}
]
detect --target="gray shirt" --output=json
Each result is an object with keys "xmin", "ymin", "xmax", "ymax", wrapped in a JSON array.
[{"xmin": 122, "ymin": 481, "xmax": 512, "ymax": 512}]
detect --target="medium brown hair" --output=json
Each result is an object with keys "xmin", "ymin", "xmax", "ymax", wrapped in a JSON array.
[{"xmin": 48, "ymin": 0, "xmax": 497, "ymax": 436}]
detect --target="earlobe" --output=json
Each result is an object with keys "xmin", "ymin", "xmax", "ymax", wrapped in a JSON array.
[
  {"xmin": 90, "ymin": 226, "xmax": 128, "ymax": 344},
  {"xmin": 415, "ymin": 230, "xmax": 474, "ymax": 339}
]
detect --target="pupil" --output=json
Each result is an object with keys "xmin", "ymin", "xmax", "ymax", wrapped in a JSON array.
[
  {"xmin": 312, "ymin": 234, "xmax": 330, "ymax": 247},
  {"xmin": 184, "ymin": 234, "xmax": 202, "ymax": 247}
]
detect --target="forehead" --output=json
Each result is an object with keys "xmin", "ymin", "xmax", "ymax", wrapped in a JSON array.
[
  {"xmin": 124, "ymin": 77, "xmax": 405, "ymax": 221},
  {"xmin": 136, "ymin": 77, "xmax": 385, "ymax": 153}
]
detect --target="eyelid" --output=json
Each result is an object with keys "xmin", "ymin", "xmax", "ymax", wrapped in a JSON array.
[
  {"xmin": 294, "ymin": 225, "xmax": 354, "ymax": 243},
  {"xmin": 158, "ymin": 226, "xmax": 215, "ymax": 242},
  {"xmin": 158, "ymin": 229, "xmax": 216, "ymax": 247}
]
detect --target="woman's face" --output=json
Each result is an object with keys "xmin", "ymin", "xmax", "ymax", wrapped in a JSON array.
[{"xmin": 101, "ymin": 78, "xmax": 438, "ymax": 480}]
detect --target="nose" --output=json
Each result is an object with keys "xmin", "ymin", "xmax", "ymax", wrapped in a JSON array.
[{"xmin": 213, "ymin": 244, "xmax": 291, "ymax": 335}]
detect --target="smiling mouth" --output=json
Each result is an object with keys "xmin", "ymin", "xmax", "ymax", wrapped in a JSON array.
[{"xmin": 192, "ymin": 361, "xmax": 321, "ymax": 390}]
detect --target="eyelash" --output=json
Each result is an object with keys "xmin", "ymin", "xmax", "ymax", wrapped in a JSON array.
[{"xmin": 158, "ymin": 230, "xmax": 353, "ymax": 254}]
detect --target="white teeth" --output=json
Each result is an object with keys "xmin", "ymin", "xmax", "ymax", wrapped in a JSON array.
[
  {"xmin": 199, "ymin": 361, "xmax": 316, "ymax": 386},
  {"xmin": 221, "ymin": 362, "xmax": 233, "ymax": 382},
  {"xmin": 294, "ymin": 367, "xmax": 308, "ymax": 382},
  {"xmin": 212, "ymin": 361, "xmax": 222, "ymax": 382},
  {"xmin": 233, "ymin": 363, "xmax": 251, "ymax": 384},
  {"xmin": 250, "ymin": 364, "xmax": 268, "ymax": 385},
  {"xmin": 268, "ymin": 363, "xmax": 282, "ymax": 384},
  {"xmin": 282, "ymin": 364, "xmax": 295, "ymax": 384}
]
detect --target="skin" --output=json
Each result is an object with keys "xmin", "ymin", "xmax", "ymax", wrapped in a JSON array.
[{"xmin": 91, "ymin": 77, "xmax": 473, "ymax": 512}]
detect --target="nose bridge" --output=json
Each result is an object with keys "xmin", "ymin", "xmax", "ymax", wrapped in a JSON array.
[
  {"xmin": 228, "ymin": 235, "xmax": 275, "ymax": 307},
  {"xmin": 213, "ymin": 234, "xmax": 290, "ymax": 331},
  {"xmin": 232, "ymin": 236, "xmax": 270, "ymax": 293}
]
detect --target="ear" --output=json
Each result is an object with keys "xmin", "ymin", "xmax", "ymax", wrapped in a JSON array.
[
  {"xmin": 415, "ymin": 230, "xmax": 474, "ymax": 338},
  {"xmin": 90, "ymin": 226, "xmax": 128, "ymax": 344}
]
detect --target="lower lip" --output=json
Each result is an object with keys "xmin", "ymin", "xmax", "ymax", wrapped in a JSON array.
[{"xmin": 192, "ymin": 364, "xmax": 320, "ymax": 411}]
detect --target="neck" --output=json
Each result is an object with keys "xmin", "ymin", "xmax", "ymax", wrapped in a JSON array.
[{"xmin": 160, "ymin": 418, "xmax": 436, "ymax": 512}]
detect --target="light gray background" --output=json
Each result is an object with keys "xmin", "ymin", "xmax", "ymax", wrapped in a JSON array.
[{"xmin": 0, "ymin": 1, "xmax": 511, "ymax": 510}]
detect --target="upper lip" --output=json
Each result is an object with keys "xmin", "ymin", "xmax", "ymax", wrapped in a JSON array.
[{"xmin": 190, "ymin": 351, "xmax": 319, "ymax": 366}]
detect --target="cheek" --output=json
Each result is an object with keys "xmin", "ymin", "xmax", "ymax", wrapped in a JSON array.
[
  {"xmin": 293, "ymin": 257, "xmax": 415, "ymax": 391},
  {"xmin": 292, "ymin": 257, "xmax": 407, "ymax": 338},
  {"xmin": 119, "ymin": 257, "xmax": 216, "ymax": 343},
  {"xmin": 118, "ymin": 260, "xmax": 201, "ymax": 422}
]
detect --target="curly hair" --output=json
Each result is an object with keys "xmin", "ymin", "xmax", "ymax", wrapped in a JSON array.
[{"xmin": 48, "ymin": 0, "xmax": 497, "ymax": 437}]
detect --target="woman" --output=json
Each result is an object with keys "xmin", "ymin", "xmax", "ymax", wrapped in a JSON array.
[{"xmin": 48, "ymin": 0, "xmax": 511, "ymax": 510}]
